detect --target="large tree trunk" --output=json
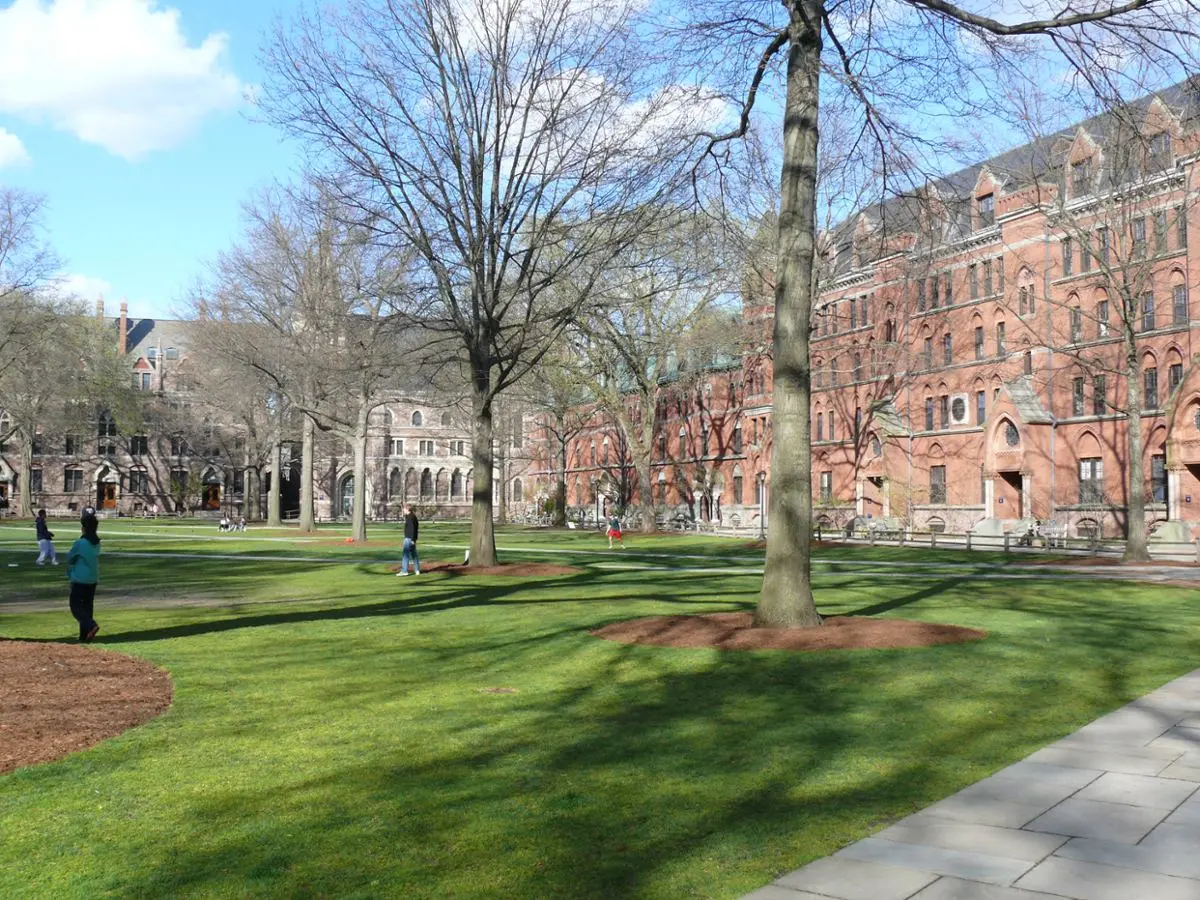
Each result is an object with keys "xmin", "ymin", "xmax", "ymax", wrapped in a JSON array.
[
  {"xmin": 554, "ymin": 435, "xmax": 568, "ymax": 527},
  {"xmin": 18, "ymin": 429, "xmax": 32, "ymax": 517},
  {"xmin": 300, "ymin": 414, "xmax": 316, "ymax": 533},
  {"xmin": 267, "ymin": 433, "xmax": 282, "ymax": 527},
  {"xmin": 1123, "ymin": 336, "xmax": 1150, "ymax": 562},
  {"xmin": 755, "ymin": 1, "xmax": 823, "ymax": 629},
  {"xmin": 350, "ymin": 409, "xmax": 369, "ymax": 543},
  {"xmin": 470, "ymin": 382, "xmax": 498, "ymax": 566}
]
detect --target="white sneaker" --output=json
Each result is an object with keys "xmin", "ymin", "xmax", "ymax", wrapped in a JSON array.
[
  {"xmin": 414, "ymin": 570, "xmax": 421, "ymax": 576},
  {"xmin": 52, "ymin": 560, "xmax": 59, "ymax": 565},
  {"xmin": 396, "ymin": 571, "xmax": 409, "ymax": 577}
]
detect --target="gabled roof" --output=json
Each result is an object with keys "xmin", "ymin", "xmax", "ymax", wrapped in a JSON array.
[
  {"xmin": 870, "ymin": 398, "xmax": 911, "ymax": 437},
  {"xmin": 1005, "ymin": 375, "xmax": 1053, "ymax": 424}
]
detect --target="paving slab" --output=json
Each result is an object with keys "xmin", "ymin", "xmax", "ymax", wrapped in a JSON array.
[
  {"xmin": 876, "ymin": 815, "xmax": 1067, "ymax": 861},
  {"xmin": 1159, "ymin": 759, "xmax": 1200, "ymax": 782},
  {"xmin": 740, "ymin": 887, "xmax": 832, "ymax": 900},
  {"xmin": 1024, "ymin": 746, "xmax": 1173, "ymax": 776},
  {"xmin": 991, "ymin": 761, "xmax": 1104, "ymax": 790},
  {"xmin": 921, "ymin": 794, "xmax": 1050, "ymax": 829},
  {"xmin": 951, "ymin": 774, "xmax": 1090, "ymax": 809},
  {"xmin": 1163, "ymin": 796, "xmax": 1200, "ymax": 826},
  {"xmin": 1141, "ymin": 821, "xmax": 1200, "ymax": 852},
  {"xmin": 1147, "ymin": 726, "xmax": 1200, "ymax": 754},
  {"xmin": 1024, "ymin": 797, "xmax": 1166, "ymax": 842},
  {"xmin": 1072, "ymin": 771, "xmax": 1198, "ymax": 810},
  {"xmin": 1015, "ymin": 855, "xmax": 1200, "ymax": 900},
  {"xmin": 835, "ymin": 837, "xmax": 1034, "ymax": 885},
  {"xmin": 910, "ymin": 876, "xmax": 1069, "ymax": 900},
  {"xmin": 774, "ymin": 857, "xmax": 938, "ymax": 900},
  {"xmin": 1055, "ymin": 834, "xmax": 1200, "ymax": 880}
]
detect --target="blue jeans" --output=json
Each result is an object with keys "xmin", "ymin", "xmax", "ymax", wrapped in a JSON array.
[{"xmin": 401, "ymin": 538, "xmax": 420, "ymax": 573}]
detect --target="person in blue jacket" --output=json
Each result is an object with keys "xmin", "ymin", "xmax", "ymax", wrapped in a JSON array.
[{"xmin": 66, "ymin": 512, "xmax": 101, "ymax": 642}]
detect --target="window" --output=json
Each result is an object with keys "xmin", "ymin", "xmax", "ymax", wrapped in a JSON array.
[
  {"xmin": 1174, "ymin": 284, "xmax": 1188, "ymax": 325},
  {"xmin": 1093, "ymin": 376, "xmax": 1107, "ymax": 415},
  {"xmin": 65, "ymin": 434, "xmax": 79, "ymax": 456},
  {"xmin": 129, "ymin": 469, "xmax": 149, "ymax": 494},
  {"xmin": 1145, "ymin": 366, "xmax": 1159, "ymax": 409},
  {"xmin": 390, "ymin": 438, "xmax": 404, "ymax": 456},
  {"xmin": 411, "ymin": 411, "xmax": 423, "ymax": 427},
  {"xmin": 1071, "ymin": 160, "xmax": 1090, "ymax": 196},
  {"xmin": 419, "ymin": 439, "xmax": 435, "ymax": 455},
  {"xmin": 924, "ymin": 397, "xmax": 935, "ymax": 431},
  {"xmin": 930, "ymin": 466, "xmax": 947, "ymax": 504},
  {"xmin": 969, "ymin": 264, "xmax": 978, "ymax": 299},
  {"xmin": 171, "ymin": 435, "xmax": 188, "ymax": 456},
  {"xmin": 1080, "ymin": 236, "xmax": 1092, "ymax": 271},
  {"xmin": 1151, "ymin": 454, "xmax": 1167, "ymax": 503},
  {"xmin": 854, "ymin": 407, "xmax": 863, "ymax": 439},
  {"xmin": 853, "ymin": 352, "xmax": 863, "ymax": 381},
  {"xmin": 441, "ymin": 412, "xmax": 452, "ymax": 427},
  {"xmin": 816, "ymin": 413, "xmax": 824, "ymax": 442},
  {"xmin": 130, "ymin": 435, "xmax": 148, "ymax": 457},
  {"xmin": 97, "ymin": 413, "xmax": 117, "ymax": 456},
  {"xmin": 819, "ymin": 471, "xmax": 832, "ymax": 503},
  {"xmin": 31, "ymin": 433, "xmax": 43, "ymax": 456},
  {"xmin": 1148, "ymin": 132, "xmax": 1172, "ymax": 172},
  {"xmin": 930, "ymin": 274, "xmax": 939, "ymax": 310},
  {"xmin": 1097, "ymin": 300, "xmax": 1110, "ymax": 337},
  {"xmin": 1142, "ymin": 292, "xmax": 1156, "ymax": 332},
  {"xmin": 995, "ymin": 322, "xmax": 1006, "ymax": 356},
  {"xmin": 917, "ymin": 279, "xmax": 926, "ymax": 311},
  {"xmin": 923, "ymin": 337, "xmax": 933, "ymax": 370},
  {"xmin": 732, "ymin": 425, "xmax": 743, "ymax": 453},
  {"xmin": 974, "ymin": 326, "xmax": 984, "ymax": 360},
  {"xmin": 1178, "ymin": 207, "xmax": 1188, "ymax": 250},
  {"xmin": 64, "ymin": 467, "xmax": 84, "ymax": 493},
  {"xmin": 998, "ymin": 255, "xmax": 1005, "ymax": 291},
  {"xmin": 1062, "ymin": 238, "xmax": 1073, "ymax": 276},
  {"xmin": 830, "ymin": 302, "xmax": 839, "ymax": 334},
  {"xmin": 512, "ymin": 479, "xmax": 523, "ymax": 503},
  {"xmin": 942, "ymin": 334, "xmax": 952, "ymax": 366},
  {"xmin": 1019, "ymin": 286, "xmax": 1029, "ymax": 315},
  {"xmin": 978, "ymin": 193, "xmax": 995, "ymax": 226},
  {"xmin": 1072, "ymin": 377, "xmax": 1085, "ymax": 416},
  {"xmin": 1170, "ymin": 362, "xmax": 1184, "ymax": 395},
  {"xmin": 849, "ymin": 297, "xmax": 857, "ymax": 329},
  {"xmin": 1023, "ymin": 351, "xmax": 1033, "ymax": 376},
  {"xmin": 1005, "ymin": 422, "xmax": 1020, "ymax": 447},
  {"xmin": 939, "ymin": 395, "xmax": 950, "ymax": 429},
  {"xmin": 871, "ymin": 435, "xmax": 882, "ymax": 457},
  {"xmin": 30, "ymin": 467, "xmax": 43, "ymax": 493},
  {"xmin": 733, "ymin": 473, "xmax": 744, "ymax": 504},
  {"xmin": 133, "ymin": 371, "xmax": 152, "ymax": 390},
  {"xmin": 1133, "ymin": 217, "xmax": 1147, "ymax": 257},
  {"xmin": 944, "ymin": 271, "xmax": 952, "ymax": 306},
  {"xmin": 983, "ymin": 259, "xmax": 993, "ymax": 296},
  {"xmin": 885, "ymin": 319, "xmax": 896, "ymax": 342},
  {"xmin": 830, "ymin": 357, "xmax": 839, "ymax": 385},
  {"xmin": 1070, "ymin": 307, "xmax": 1082, "ymax": 343},
  {"xmin": 1154, "ymin": 210, "xmax": 1169, "ymax": 254},
  {"xmin": 147, "ymin": 347, "xmax": 158, "ymax": 362},
  {"xmin": 1080, "ymin": 458, "xmax": 1103, "ymax": 504},
  {"xmin": 975, "ymin": 390, "xmax": 986, "ymax": 425},
  {"xmin": 1099, "ymin": 227, "xmax": 1110, "ymax": 264},
  {"xmin": 164, "ymin": 347, "xmax": 179, "ymax": 360},
  {"xmin": 828, "ymin": 412, "xmax": 835, "ymax": 441}
]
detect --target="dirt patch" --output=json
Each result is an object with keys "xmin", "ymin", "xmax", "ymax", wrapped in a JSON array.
[
  {"xmin": 392, "ymin": 562, "xmax": 583, "ymax": 577},
  {"xmin": 0, "ymin": 641, "xmax": 173, "ymax": 775},
  {"xmin": 591, "ymin": 612, "xmax": 985, "ymax": 652}
]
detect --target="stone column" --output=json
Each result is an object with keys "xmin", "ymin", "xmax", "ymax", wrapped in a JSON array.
[
  {"xmin": 1169, "ymin": 468, "xmax": 1183, "ymax": 520},
  {"xmin": 1021, "ymin": 471, "xmax": 1033, "ymax": 520},
  {"xmin": 855, "ymin": 478, "xmax": 865, "ymax": 516},
  {"xmin": 881, "ymin": 479, "xmax": 891, "ymax": 518}
]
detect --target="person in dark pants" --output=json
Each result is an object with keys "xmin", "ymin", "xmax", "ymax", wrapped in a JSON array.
[
  {"xmin": 397, "ymin": 504, "xmax": 421, "ymax": 576},
  {"xmin": 67, "ymin": 512, "xmax": 102, "ymax": 642},
  {"xmin": 35, "ymin": 509, "xmax": 58, "ymax": 565}
]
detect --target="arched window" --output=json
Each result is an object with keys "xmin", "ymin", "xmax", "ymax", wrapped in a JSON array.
[
  {"xmin": 411, "ymin": 411, "xmax": 423, "ymax": 427},
  {"xmin": 404, "ymin": 469, "xmax": 416, "ymax": 501},
  {"xmin": 512, "ymin": 478, "xmax": 523, "ymax": 502},
  {"xmin": 388, "ymin": 468, "xmax": 402, "ymax": 499},
  {"xmin": 451, "ymin": 469, "xmax": 463, "ymax": 499},
  {"xmin": 732, "ymin": 466, "xmax": 744, "ymax": 505},
  {"xmin": 1004, "ymin": 421, "xmax": 1020, "ymax": 447},
  {"xmin": 384, "ymin": 409, "xmax": 395, "ymax": 427},
  {"xmin": 441, "ymin": 412, "xmax": 452, "ymax": 427},
  {"xmin": 420, "ymin": 468, "xmax": 433, "ymax": 500}
]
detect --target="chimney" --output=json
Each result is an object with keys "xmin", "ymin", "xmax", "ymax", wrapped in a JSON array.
[
  {"xmin": 118, "ymin": 301, "xmax": 128, "ymax": 355},
  {"xmin": 95, "ymin": 295, "xmax": 104, "ymax": 319}
]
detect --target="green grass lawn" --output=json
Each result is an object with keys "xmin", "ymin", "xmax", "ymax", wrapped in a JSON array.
[{"xmin": 1, "ymin": 520, "xmax": 1198, "ymax": 898}]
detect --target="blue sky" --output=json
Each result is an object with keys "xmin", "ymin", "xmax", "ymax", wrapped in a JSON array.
[{"xmin": 0, "ymin": 0, "xmax": 306, "ymax": 319}]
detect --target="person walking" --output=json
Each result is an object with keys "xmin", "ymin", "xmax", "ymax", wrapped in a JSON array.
[
  {"xmin": 397, "ymin": 504, "xmax": 421, "ymax": 576},
  {"xmin": 66, "ymin": 512, "xmax": 101, "ymax": 642},
  {"xmin": 606, "ymin": 512, "xmax": 626, "ymax": 550},
  {"xmin": 35, "ymin": 509, "xmax": 58, "ymax": 566}
]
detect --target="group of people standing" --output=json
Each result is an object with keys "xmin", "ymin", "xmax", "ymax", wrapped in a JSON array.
[{"xmin": 34, "ymin": 508, "xmax": 101, "ymax": 642}]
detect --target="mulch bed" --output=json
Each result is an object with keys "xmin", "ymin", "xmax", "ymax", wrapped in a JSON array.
[
  {"xmin": 591, "ymin": 612, "xmax": 985, "ymax": 652},
  {"xmin": 392, "ymin": 562, "xmax": 582, "ymax": 577},
  {"xmin": 0, "ymin": 641, "xmax": 173, "ymax": 775}
]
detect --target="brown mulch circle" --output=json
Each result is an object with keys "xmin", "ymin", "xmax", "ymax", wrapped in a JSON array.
[
  {"xmin": 391, "ymin": 562, "xmax": 582, "ymax": 577},
  {"xmin": 591, "ymin": 612, "xmax": 985, "ymax": 652},
  {"xmin": 0, "ymin": 641, "xmax": 174, "ymax": 775}
]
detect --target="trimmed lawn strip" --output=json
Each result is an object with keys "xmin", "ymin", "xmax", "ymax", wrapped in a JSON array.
[{"xmin": 1, "ymin": 532, "xmax": 1197, "ymax": 898}]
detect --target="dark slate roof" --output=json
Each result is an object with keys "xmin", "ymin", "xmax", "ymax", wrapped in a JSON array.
[
  {"xmin": 827, "ymin": 77, "xmax": 1200, "ymax": 276},
  {"xmin": 114, "ymin": 317, "xmax": 193, "ymax": 359}
]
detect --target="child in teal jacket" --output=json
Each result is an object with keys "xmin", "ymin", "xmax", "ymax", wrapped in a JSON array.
[{"xmin": 67, "ymin": 512, "xmax": 101, "ymax": 642}]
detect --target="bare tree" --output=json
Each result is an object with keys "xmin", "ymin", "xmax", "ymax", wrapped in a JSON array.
[
  {"xmin": 259, "ymin": 0, "xmax": 713, "ymax": 565},
  {"xmin": 0, "ymin": 190, "xmax": 59, "ymax": 384},
  {"xmin": 194, "ymin": 183, "xmax": 413, "ymax": 541},
  {"xmin": 678, "ymin": 0, "xmax": 1200, "ymax": 627}
]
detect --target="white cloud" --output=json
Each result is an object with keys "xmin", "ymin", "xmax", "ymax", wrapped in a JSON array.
[
  {"xmin": 0, "ymin": 0, "xmax": 244, "ymax": 159},
  {"xmin": 59, "ymin": 272, "xmax": 114, "ymax": 302},
  {"xmin": 0, "ymin": 127, "xmax": 31, "ymax": 168}
]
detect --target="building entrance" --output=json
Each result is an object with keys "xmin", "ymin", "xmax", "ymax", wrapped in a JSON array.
[{"xmin": 997, "ymin": 471, "xmax": 1023, "ymax": 519}]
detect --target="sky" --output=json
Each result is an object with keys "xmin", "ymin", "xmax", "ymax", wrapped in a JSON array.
[{"xmin": 0, "ymin": 0, "xmax": 306, "ymax": 320}]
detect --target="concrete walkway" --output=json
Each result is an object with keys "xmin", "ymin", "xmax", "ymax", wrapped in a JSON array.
[{"xmin": 745, "ymin": 670, "xmax": 1200, "ymax": 900}]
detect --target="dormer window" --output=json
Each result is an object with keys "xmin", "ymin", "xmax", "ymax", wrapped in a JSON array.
[
  {"xmin": 1071, "ymin": 160, "xmax": 1091, "ymax": 197},
  {"xmin": 164, "ymin": 347, "xmax": 179, "ymax": 360},
  {"xmin": 1148, "ymin": 132, "xmax": 1172, "ymax": 173},
  {"xmin": 147, "ymin": 347, "xmax": 158, "ymax": 362},
  {"xmin": 978, "ymin": 193, "xmax": 995, "ymax": 227}
]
